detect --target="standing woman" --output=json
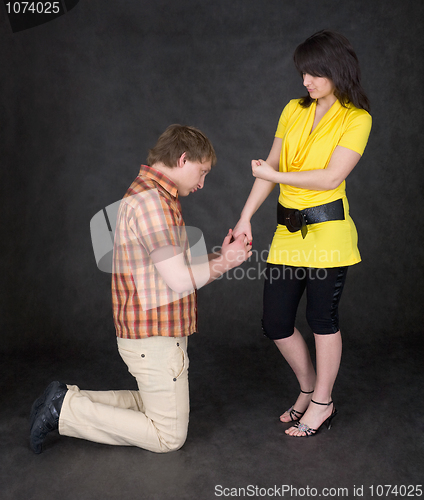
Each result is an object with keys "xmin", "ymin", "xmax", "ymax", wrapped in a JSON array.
[{"xmin": 233, "ymin": 30, "xmax": 372, "ymax": 437}]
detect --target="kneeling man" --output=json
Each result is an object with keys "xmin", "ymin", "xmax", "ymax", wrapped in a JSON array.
[{"xmin": 30, "ymin": 124, "xmax": 251, "ymax": 453}]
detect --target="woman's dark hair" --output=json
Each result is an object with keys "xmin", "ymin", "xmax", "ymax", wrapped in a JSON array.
[{"xmin": 293, "ymin": 30, "xmax": 370, "ymax": 112}]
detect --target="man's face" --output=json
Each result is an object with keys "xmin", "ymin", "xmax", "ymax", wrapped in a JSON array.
[{"xmin": 177, "ymin": 158, "xmax": 212, "ymax": 197}]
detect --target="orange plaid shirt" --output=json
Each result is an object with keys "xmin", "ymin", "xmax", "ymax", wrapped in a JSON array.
[{"xmin": 112, "ymin": 165, "xmax": 197, "ymax": 339}]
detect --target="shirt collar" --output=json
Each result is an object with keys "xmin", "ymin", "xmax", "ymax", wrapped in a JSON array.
[{"xmin": 138, "ymin": 165, "xmax": 178, "ymax": 198}]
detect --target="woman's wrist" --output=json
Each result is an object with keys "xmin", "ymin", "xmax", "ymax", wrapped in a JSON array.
[
  {"xmin": 270, "ymin": 170, "xmax": 284, "ymax": 184},
  {"xmin": 238, "ymin": 213, "xmax": 251, "ymax": 223}
]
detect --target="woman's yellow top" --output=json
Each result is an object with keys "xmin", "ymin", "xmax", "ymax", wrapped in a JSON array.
[{"xmin": 267, "ymin": 98, "xmax": 372, "ymax": 268}]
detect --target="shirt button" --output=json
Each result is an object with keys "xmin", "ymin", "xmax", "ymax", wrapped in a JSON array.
[{"xmin": 141, "ymin": 354, "xmax": 145, "ymax": 358}]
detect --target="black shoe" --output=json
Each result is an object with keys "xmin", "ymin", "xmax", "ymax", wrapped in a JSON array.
[
  {"xmin": 290, "ymin": 400, "xmax": 338, "ymax": 437},
  {"xmin": 30, "ymin": 381, "xmax": 68, "ymax": 454}
]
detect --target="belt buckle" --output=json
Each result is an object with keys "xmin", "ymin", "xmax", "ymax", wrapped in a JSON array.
[{"xmin": 285, "ymin": 209, "xmax": 308, "ymax": 238}]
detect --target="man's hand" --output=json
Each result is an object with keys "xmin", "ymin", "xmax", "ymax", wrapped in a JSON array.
[
  {"xmin": 220, "ymin": 229, "xmax": 252, "ymax": 271},
  {"xmin": 152, "ymin": 229, "xmax": 252, "ymax": 293}
]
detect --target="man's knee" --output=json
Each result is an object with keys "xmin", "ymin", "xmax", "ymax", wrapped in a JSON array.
[
  {"xmin": 158, "ymin": 432, "xmax": 187, "ymax": 453},
  {"xmin": 166, "ymin": 436, "xmax": 187, "ymax": 452}
]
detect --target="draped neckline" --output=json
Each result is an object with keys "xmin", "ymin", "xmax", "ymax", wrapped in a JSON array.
[
  {"xmin": 289, "ymin": 99, "xmax": 342, "ymax": 171},
  {"xmin": 308, "ymin": 99, "xmax": 341, "ymax": 136}
]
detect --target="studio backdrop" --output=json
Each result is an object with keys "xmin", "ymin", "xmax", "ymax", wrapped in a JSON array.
[{"xmin": 1, "ymin": 0, "xmax": 423, "ymax": 356}]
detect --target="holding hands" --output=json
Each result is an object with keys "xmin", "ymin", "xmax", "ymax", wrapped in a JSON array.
[
  {"xmin": 232, "ymin": 219, "xmax": 252, "ymax": 243},
  {"xmin": 220, "ymin": 229, "xmax": 252, "ymax": 270}
]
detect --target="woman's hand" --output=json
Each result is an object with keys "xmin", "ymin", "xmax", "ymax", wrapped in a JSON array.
[
  {"xmin": 233, "ymin": 219, "xmax": 252, "ymax": 243},
  {"xmin": 251, "ymin": 159, "xmax": 278, "ymax": 182}
]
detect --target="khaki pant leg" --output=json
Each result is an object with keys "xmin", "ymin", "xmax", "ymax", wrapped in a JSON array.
[{"xmin": 59, "ymin": 336, "xmax": 189, "ymax": 453}]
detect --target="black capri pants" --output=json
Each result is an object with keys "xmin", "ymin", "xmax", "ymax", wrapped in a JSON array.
[{"xmin": 262, "ymin": 264, "xmax": 348, "ymax": 340}]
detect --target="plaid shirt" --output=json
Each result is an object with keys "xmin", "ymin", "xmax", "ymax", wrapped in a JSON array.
[{"xmin": 112, "ymin": 165, "xmax": 197, "ymax": 339}]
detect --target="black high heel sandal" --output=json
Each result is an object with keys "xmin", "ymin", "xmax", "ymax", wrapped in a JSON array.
[
  {"xmin": 291, "ymin": 400, "xmax": 338, "ymax": 437},
  {"xmin": 280, "ymin": 389, "xmax": 314, "ymax": 422}
]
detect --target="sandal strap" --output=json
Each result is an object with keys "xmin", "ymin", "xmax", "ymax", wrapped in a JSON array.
[
  {"xmin": 289, "ymin": 407, "xmax": 303, "ymax": 416},
  {"xmin": 311, "ymin": 399, "xmax": 333, "ymax": 406},
  {"xmin": 300, "ymin": 389, "xmax": 314, "ymax": 394},
  {"xmin": 287, "ymin": 407, "xmax": 304, "ymax": 421}
]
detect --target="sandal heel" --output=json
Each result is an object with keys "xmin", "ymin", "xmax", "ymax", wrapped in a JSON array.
[{"xmin": 324, "ymin": 408, "xmax": 338, "ymax": 430}]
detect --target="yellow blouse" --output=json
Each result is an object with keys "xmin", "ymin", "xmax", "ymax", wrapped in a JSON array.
[{"xmin": 267, "ymin": 98, "xmax": 372, "ymax": 268}]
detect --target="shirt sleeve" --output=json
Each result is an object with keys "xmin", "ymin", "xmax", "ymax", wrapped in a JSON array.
[
  {"xmin": 125, "ymin": 190, "xmax": 181, "ymax": 254},
  {"xmin": 338, "ymin": 109, "xmax": 372, "ymax": 155},
  {"xmin": 275, "ymin": 100, "xmax": 296, "ymax": 138}
]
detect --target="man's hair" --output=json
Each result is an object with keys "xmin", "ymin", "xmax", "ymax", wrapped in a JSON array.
[
  {"xmin": 147, "ymin": 124, "xmax": 217, "ymax": 168},
  {"xmin": 293, "ymin": 30, "xmax": 370, "ymax": 112}
]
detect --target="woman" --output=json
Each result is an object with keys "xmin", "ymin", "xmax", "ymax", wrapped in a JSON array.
[{"xmin": 233, "ymin": 30, "xmax": 372, "ymax": 437}]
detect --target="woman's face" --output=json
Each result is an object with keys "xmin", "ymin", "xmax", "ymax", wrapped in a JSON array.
[{"xmin": 302, "ymin": 73, "xmax": 335, "ymax": 101}]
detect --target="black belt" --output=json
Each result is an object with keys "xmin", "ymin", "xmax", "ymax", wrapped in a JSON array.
[{"xmin": 277, "ymin": 199, "xmax": 345, "ymax": 239}]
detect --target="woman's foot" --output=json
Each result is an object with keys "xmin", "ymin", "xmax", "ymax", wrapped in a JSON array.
[
  {"xmin": 285, "ymin": 400, "xmax": 335, "ymax": 436},
  {"xmin": 279, "ymin": 389, "xmax": 314, "ymax": 423}
]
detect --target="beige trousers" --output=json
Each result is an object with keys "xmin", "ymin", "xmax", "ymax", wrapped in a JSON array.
[{"xmin": 59, "ymin": 336, "xmax": 189, "ymax": 453}]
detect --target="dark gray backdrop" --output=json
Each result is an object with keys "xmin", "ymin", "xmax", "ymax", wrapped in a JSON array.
[
  {"xmin": 1, "ymin": 2, "xmax": 424, "ymax": 497},
  {"xmin": 1, "ymin": 0, "xmax": 423, "ymax": 356}
]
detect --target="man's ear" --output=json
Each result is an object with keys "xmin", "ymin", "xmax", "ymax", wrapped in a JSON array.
[{"xmin": 177, "ymin": 152, "xmax": 187, "ymax": 168}]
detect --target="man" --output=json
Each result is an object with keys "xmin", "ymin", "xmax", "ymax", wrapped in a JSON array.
[{"xmin": 30, "ymin": 124, "xmax": 252, "ymax": 453}]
